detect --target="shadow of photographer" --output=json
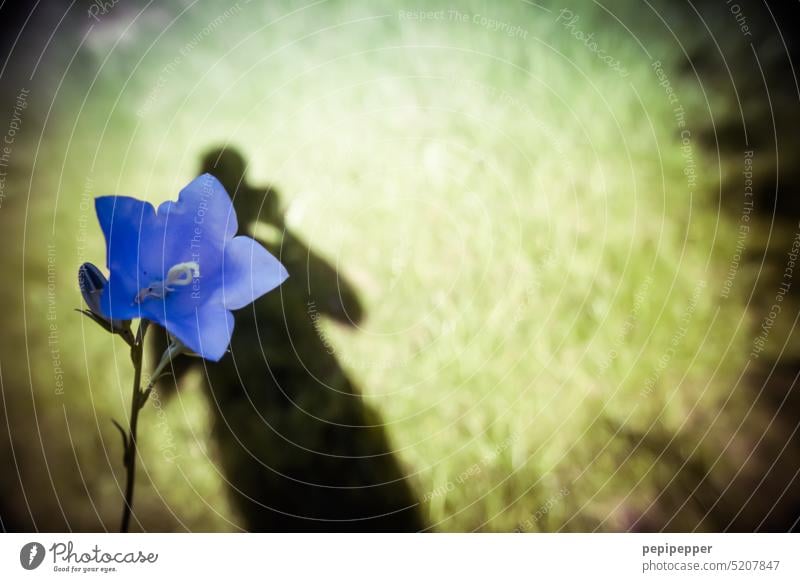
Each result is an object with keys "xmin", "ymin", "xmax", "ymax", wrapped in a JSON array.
[{"xmin": 152, "ymin": 147, "xmax": 423, "ymax": 531}]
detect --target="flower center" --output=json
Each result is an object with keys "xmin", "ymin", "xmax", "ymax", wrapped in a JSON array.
[{"xmin": 134, "ymin": 261, "xmax": 200, "ymax": 304}]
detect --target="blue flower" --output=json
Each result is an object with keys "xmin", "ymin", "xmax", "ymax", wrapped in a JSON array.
[{"xmin": 93, "ymin": 173, "xmax": 288, "ymax": 361}]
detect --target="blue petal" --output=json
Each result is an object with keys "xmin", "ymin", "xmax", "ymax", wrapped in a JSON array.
[
  {"xmin": 220, "ymin": 236, "xmax": 289, "ymax": 310},
  {"xmin": 148, "ymin": 174, "xmax": 236, "ymax": 286},
  {"xmin": 177, "ymin": 174, "xmax": 237, "ymax": 237},
  {"xmin": 95, "ymin": 195, "xmax": 155, "ymax": 271},
  {"xmin": 99, "ymin": 274, "xmax": 146, "ymax": 321},
  {"xmin": 95, "ymin": 196, "xmax": 158, "ymax": 321},
  {"xmin": 157, "ymin": 173, "xmax": 237, "ymax": 244},
  {"xmin": 163, "ymin": 304, "xmax": 235, "ymax": 361}
]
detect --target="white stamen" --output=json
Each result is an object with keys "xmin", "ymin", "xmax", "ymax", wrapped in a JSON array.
[
  {"xmin": 165, "ymin": 261, "xmax": 200, "ymax": 287},
  {"xmin": 133, "ymin": 261, "xmax": 200, "ymax": 304}
]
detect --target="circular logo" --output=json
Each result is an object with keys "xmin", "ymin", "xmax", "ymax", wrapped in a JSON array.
[{"xmin": 19, "ymin": 542, "xmax": 46, "ymax": 570}]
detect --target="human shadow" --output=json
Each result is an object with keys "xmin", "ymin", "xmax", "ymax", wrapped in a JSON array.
[{"xmin": 151, "ymin": 147, "xmax": 423, "ymax": 531}]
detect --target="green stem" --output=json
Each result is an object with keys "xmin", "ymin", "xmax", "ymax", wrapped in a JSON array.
[{"xmin": 120, "ymin": 321, "xmax": 150, "ymax": 533}]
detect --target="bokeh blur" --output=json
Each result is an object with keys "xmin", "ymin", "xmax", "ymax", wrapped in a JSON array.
[{"xmin": 1, "ymin": 0, "xmax": 799, "ymax": 531}]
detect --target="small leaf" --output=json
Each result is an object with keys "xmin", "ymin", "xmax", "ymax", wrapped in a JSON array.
[
  {"xmin": 111, "ymin": 418, "xmax": 128, "ymax": 453},
  {"xmin": 75, "ymin": 309, "xmax": 135, "ymax": 346},
  {"xmin": 138, "ymin": 387, "xmax": 152, "ymax": 409}
]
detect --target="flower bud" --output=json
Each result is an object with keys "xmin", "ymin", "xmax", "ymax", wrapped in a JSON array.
[
  {"xmin": 78, "ymin": 262, "xmax": 133, "ymax": 341},
  {"xmin": 78, "ymin": 262, "xmax": 106, "ymax": 315}
]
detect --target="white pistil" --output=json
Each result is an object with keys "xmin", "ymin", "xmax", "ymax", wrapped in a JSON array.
[{"xmin": 134, "ymin": 261, "xmax": 200, "ymax": 304}]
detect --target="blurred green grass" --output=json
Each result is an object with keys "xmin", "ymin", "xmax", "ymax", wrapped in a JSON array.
[{"xmin": 1, "ymin": 0, "xmax": 761, "ymax": 530}]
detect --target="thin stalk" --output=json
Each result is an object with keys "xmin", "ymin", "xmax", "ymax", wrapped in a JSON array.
[{"xmin": 120, "ymin": 321, "xmax": 150, "ymax": 533}]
